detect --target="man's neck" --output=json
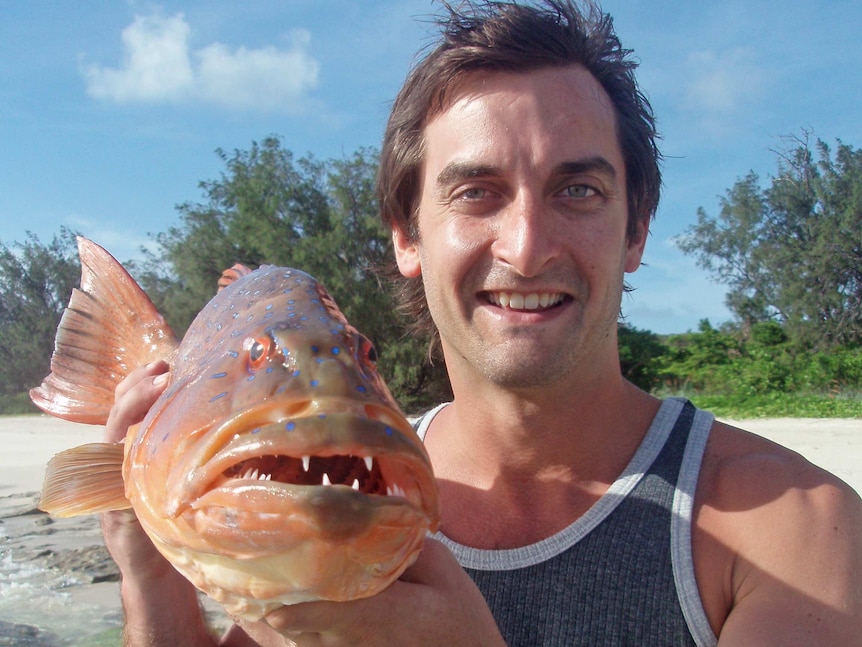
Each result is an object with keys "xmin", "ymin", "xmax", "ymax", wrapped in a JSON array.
[{"xmin": 424, "ymin": 376, "xmax": 660, "ymax": 549}]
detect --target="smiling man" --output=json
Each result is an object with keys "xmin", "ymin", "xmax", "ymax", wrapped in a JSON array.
[{"xmin": 102, "ymin": 2, "xmax": 862, "ymax": 646}]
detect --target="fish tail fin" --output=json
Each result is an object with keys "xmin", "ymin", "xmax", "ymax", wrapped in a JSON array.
[
  {"xmin": 29, "ymin": 237, "xmax": 179, "ymax": 425},
  {"xmin": 39, "ymin": 442, "xmax": 130, "ymax": 517}
]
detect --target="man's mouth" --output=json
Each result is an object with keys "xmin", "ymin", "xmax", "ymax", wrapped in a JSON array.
[{"xmin": 485, "ymin": 291, "xmax": 567, "ymax": 311}]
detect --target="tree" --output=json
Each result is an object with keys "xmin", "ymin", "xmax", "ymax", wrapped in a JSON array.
[
  {"xmin": 678, "ymin": 135, "xmax": 862, "ymax": 347},
  {"xmin": 138, "ymin": 136, "xmax": 447, "ymax": 410},
  {"xmin": 0, "ymin": 229, "xmax": 81, "ymax": 411}
]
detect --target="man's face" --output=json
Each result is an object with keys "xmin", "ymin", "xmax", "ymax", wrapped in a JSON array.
[{"xmin": 393, "ymin": 65, "xmax": 647, "ymax": 390}]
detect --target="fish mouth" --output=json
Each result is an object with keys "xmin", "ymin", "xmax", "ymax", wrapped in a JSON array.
[
  {"xmin": 162, "ymin": 401, "xmax": 438, "ymax": 551},
  {"xmin": 219, "ymin": 452, "xmax": 409, "ymax": 500}
]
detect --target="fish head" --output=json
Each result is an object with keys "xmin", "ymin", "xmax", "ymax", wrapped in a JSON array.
[{"xmin": 124, "ymin": 267, "xmax": 439, "ymax": 618}]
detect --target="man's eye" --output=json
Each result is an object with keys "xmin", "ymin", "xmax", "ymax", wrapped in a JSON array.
[
  {"xmin": 564, "ymin": 184, "xmax": 597, "ymax": 198},
  {"xmin": 458, "ymin": 187, "xmax": 488, "ymax": 200}
]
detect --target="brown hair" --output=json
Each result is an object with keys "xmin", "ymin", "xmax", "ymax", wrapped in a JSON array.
[{"xmin": 378, "ymin": 0, "xmax": 661, "ymax": 353}]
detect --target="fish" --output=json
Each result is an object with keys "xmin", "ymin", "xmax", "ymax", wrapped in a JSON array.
[{"xmin": 30, "ymin": 237, "xmax": 439, "ymax": 620}]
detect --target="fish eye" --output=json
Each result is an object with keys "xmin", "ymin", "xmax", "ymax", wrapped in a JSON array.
[
  {"xmin": 360, "ymin": 337, "xmax": 378, "ymax": 364},
  {"xmin": 246, "ymin": 337, "xmax": 271, "ymax": 369}
]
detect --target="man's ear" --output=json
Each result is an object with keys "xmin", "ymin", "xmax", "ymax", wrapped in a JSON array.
[
  {"xmin": 392, "ymin": 226, "xmax": 421, "ymax": 278},
  {"xmin": 624, "ymin": 217, "xmax": 649, "ymax": 273}
]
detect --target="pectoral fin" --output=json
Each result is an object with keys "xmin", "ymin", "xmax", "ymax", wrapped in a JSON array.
[{"xmin": 39, "ymin": 442, "xmax": 131, "ymax": 517}]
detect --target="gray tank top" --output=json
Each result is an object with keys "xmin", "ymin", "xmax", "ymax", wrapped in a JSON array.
[{"xmin": 413, "ymin": 397, "xmax": 718, "ymax": 647}]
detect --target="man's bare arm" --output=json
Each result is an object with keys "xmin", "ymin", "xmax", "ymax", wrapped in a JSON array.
[{"xmin": 696, "ymin": 423, "xmax": 862, "ymax": 645}]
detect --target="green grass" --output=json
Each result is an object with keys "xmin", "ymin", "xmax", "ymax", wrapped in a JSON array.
[{"xmin": 683, "ymin": 391, "xmax": 862, "ymax": 419}]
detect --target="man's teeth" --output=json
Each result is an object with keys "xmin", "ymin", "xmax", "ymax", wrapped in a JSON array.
[{"xmin": 489, "ymin": 292, "xmax": 563, "ymax": 310}]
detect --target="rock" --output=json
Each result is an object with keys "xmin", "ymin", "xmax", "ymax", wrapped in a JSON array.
[
  {"xmin": 38, "ymin": 545, "xmax": 120, "ymax": 584},
  {"xmin": 0, "ymin": 620, "xmax": 61, "ymax": 646}
]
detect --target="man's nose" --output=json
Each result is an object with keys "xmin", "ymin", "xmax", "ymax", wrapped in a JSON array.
[{"xmin": 491, "ymin": 192, "xmax": 560, "ymax": 277}]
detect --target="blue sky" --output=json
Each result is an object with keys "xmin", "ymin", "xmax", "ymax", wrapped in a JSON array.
[{"xmin": 2, "ymin": 1, "xmax": 860, "ymax": 334}]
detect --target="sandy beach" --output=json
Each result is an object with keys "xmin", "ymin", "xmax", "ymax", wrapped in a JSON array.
[{"xmin": 0, "ymin": 413, "xmax": 859, "ymax": 645}]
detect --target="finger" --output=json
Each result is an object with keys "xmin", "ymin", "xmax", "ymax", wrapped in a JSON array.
[
  {"xmin": 396, "ymin": 537, "xmax": 456, "ymax": 585},
  {"xmin": 114, "ymin": 359, "xmax": 170, "ymax": 400},
  {"xmin": 264, "ymin": 596, "xmax": 381, "ymax": 641},
  {"xmin": 264, "ymin": 540, "xmax": 451, "ymax": 637},
  {"xmin": 104, "ymin": 361, "xmax": 170, "ymax": 443}
]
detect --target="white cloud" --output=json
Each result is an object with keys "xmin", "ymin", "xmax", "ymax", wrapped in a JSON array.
[
  {"xmin": 196, "ymin": 31, "xmax": 319, "ymax": 112},
  {"xmin": 82, "ymin": 13, "xmax": 319, "ymax": 113},
  {"xmin": 682, "ymin": 47, "xmax": 764, "ymax": 115}
]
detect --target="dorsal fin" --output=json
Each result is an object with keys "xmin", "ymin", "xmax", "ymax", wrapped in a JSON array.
[
  {"xmin": 217, "ymin": 263, "xmax": 254, "ymax": 291},
  {"xmin": 29, "ymin": 237, "xmax": 179, "ymax": 425}
]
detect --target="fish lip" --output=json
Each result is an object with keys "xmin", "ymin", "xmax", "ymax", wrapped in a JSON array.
[{"xmin": 165, "ymin": 404, "xmax": 438, "ymax": 524}]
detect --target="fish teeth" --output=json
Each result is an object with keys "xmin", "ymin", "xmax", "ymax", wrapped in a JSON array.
[
  {"xmin": 386, "ymin": 483, "xmax": 406, "ymax": 498},
  {"xmin": 302, "ymin": 456, "xmax": 310, "ymax": 472},
  {"xmin": 351, "ymin": 478, "xmax": 360, "ymax": 491},
  {"xmin": 363, "ymin": 456, "xmax": 373, "ymax": 472},
  {"xmin": 322, "ymin": 472, "xmax": 332, "ymax": 486}
]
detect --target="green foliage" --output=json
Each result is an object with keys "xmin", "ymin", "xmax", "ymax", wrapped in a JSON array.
[
  {"xmin": 618, "ymin": 323, "xmax": 668, "ymax": 391},
  {"xmin": 0, "ymin": 229, "xmax": 81, "ymax": 411},
  {"xmin": 137, "ymin": 136, "xmax": 448, "ymax": 410},
  {"xmin": 653, "ymin": 318, "xmax": 861, "ymax": 417},
  {"xmin": 678, "ymin": 134, "xmax": 862, "ymax": 348}
]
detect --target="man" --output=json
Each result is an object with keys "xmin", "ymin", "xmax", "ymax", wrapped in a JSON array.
[{"xmin": 103, "ymin": 1, "xmax": 862, "ymax": 645}]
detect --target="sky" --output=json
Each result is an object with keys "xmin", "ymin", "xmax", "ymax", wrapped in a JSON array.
[{"xmin": 2, "ymin": 0, "xmax": 860, "ymax": 335}]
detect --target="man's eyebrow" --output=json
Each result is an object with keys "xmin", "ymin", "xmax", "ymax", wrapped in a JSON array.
[
  {"xmin": 434, "ymin": 157, "xmax": 618, "ymax": 189},
  {"xmin": 435, "ymin": 162, "xmax": 503, "ymax": 189},
  {"xmin": 553, "ymin": 156, "xmax": 618, "ymax": 180}
]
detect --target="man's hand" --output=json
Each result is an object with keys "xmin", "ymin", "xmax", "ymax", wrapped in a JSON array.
[
  {"xmin": 256, "ymin": 538, "xmax": 505, "ymax": 646},
  {"xmin": 100, "ymin": 361, "xmax": 218, "ymax": 646},
  {"xmin": 101, "ymin": 361, "xmax": 173, "ymax": 580}
]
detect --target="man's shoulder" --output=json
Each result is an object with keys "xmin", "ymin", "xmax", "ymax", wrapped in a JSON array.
[
  {"xmin": 693, "ymin": 419, "xmax": 862, "ymax": 643},
  {"xmin": 699, "ymin": 420, "xmax": 859, "ymax": 506}
]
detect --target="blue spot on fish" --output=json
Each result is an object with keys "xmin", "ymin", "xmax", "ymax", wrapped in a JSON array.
[
  {"xmin": 356, "ymin": 385, "xmax": 367, "ymax": 393},
  {"xmin": 211, "ymin": 372, "xmax": 228, "ymax": 379},
  {"xmin": 310, "ymin": 380, "xmax": 319, "ymax": 387},
  {"xmin": 251, "ymin": 427, "xmax": 261, "ymax": 434},
  {"xmin": 385, "ymin": 426, "xmax": 394, "ymax": 436},
  {"xmin": 286, "ymin": 421, "xmax": 296, "ymax": 431},
  {"xmin": 228, "ymin": 350, "xmax": 239, "ymax": 358},
  {"xmin": 311, "ymin": 345, "xmax": 319, "ymax": 353},
  {"xmin": 248, "ymin": 375, "xmax": 255, "ymax": 382},
  {"xmin": 331, "ymin": 347, "xmax": 340, "ymax": 355},
  {"xmin": 210, "ymin": 392, "xmax": 228, "ymax": 402}
]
